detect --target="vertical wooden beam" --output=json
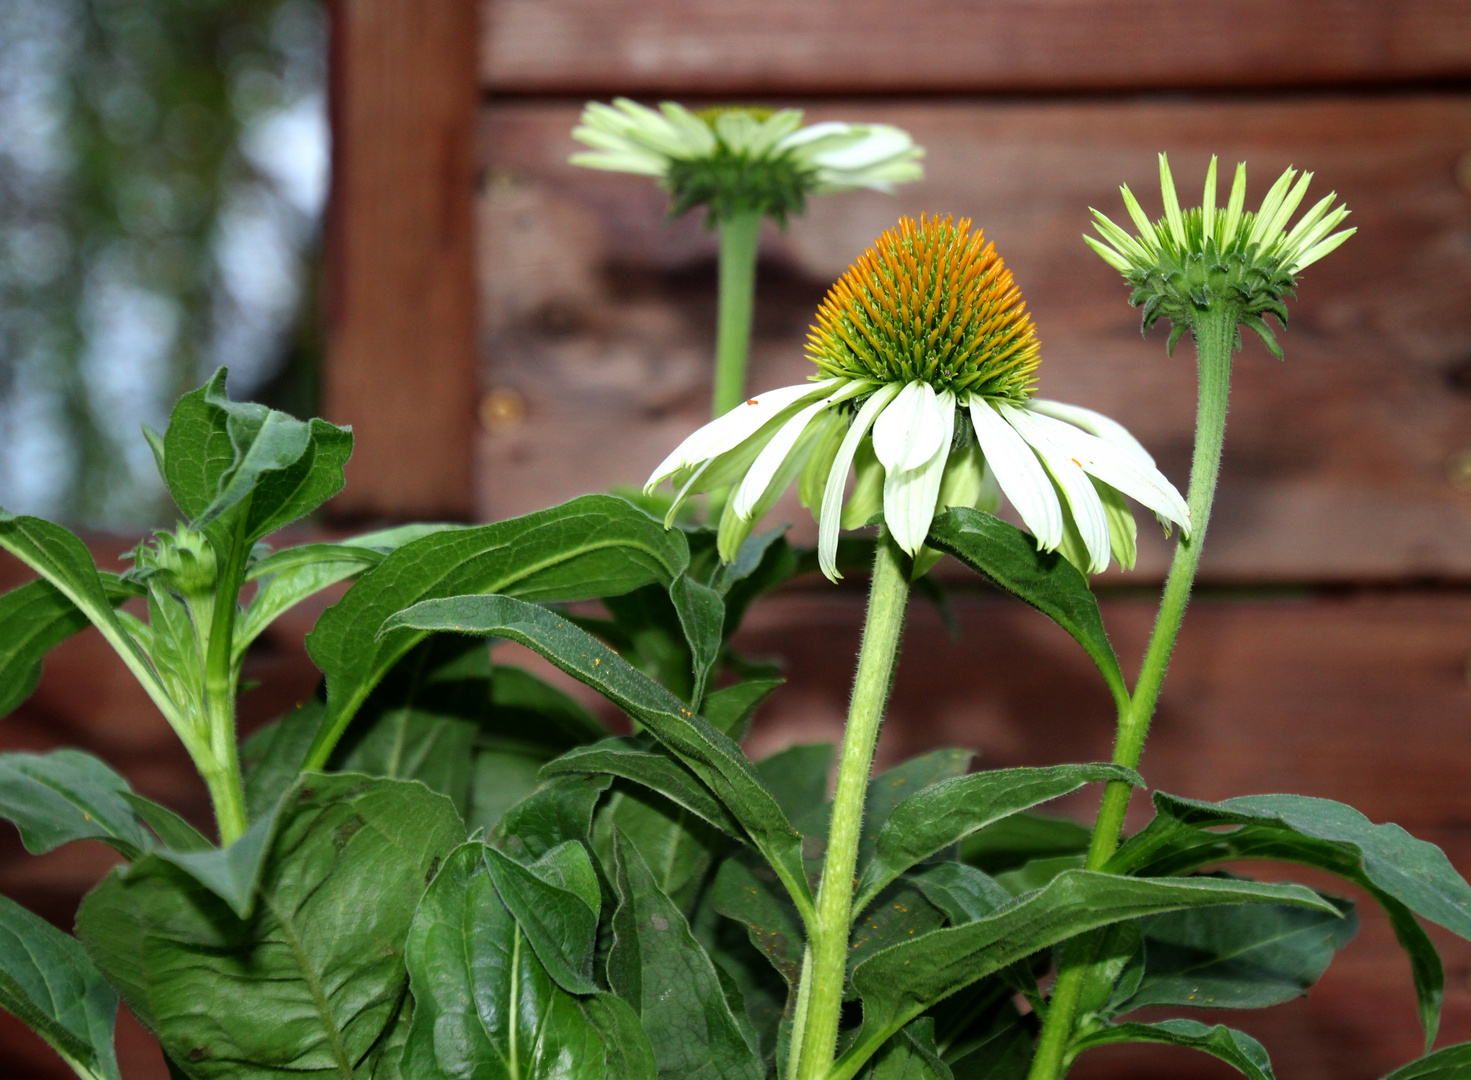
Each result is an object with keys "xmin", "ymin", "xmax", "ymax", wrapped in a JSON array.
[{"xmin": 324, "ymin": 0, "xmax": 478, "ymax": 520}]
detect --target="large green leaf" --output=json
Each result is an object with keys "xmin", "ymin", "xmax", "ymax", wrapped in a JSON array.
[
  {"xmin": 160, "ymin": 368, "xmax": 352, "ymax": 546},
  {"xmin": 924, "ymin": 509, "xmax": 1127, "ymax": 708},
  {"xmin": 709, "ymin": 854, "xmax": 805, "ymax": 985},
  {"xmin": 1110, "ymin": 791, "xmax": 1471, "ymax": 1046},
  {"xmin": 0, "ymin": 513, "xmax": 172, "ymax": 723},
  {"xmin": 583, "ymin": 992, "xmax": 659, "ymax": 1080},
  {"xmin": 863, "ymin": 1019, "xmax": 953, "ymax": 1080},
  {"xmin": 856, "ymin": 750, "xmax": 975, "ymax": 870},
  {"xmin": 1070, "ymin": 1019, "xmax": 1275, "ymax": 1080},
  {"xmin": 304, "ymin": 494, "xmax": 692, "ymax": 769},
  {"xmin": 0, "ymin": 750, "xmax": 154, "ymax": 859},
  {"xmin": 608, "ymin": 837, "xmax": 764, "ymax": 1080},
  {"xmin": 596, "ymin": 577, "xmax": 725, "ymax": 705},
  {"xmin": 0, "ymin": 893, "xmax": 121, "ymax": 1080},
  {"xmin": 490, "ymin": 773, "xmax": 612, "ymax": 863},
  {"xmin": 76, "ymin": 774, "xmax": 462, "ymax": 1077},
  {"xmin": 399, "ymin": 842, "xmax": 608, "ymax": 1080},
  {"xmin": 835, "ymin": 871, "xmax": 1338, "ymax": 1080},
  {"xmin": 702, "ymin": 678, "xmax": 782, "ymax": 740},
  {"xmin": 595, "ymin": 781, "xmax": 726, "ymax": 917},
  {"xmin": 1382, "ymin": 1043, "xmax": 1471, "ymax": 1079},
  {"xmin": 854, "ymin": 765, "xmax": 1140, "ymax": 911},
  {"xmin": 754, "ymin": 743, "xmax": 835, "ymax": 827},
  {"xmin": 241, "ymin": 700, "xmax": 323, "ymax": 820},
  {"xmin": 483, "ymin": 841, "xmax": 600, "ymax": 995},
  {"xmin": 545, "ymin": 740, "xmax": 742, "ymax": 838},
  {"xmin": 958, "ymin": 814, "xmax": 1090, "ymax": 875},
  {"xmin": 1118, "ymin": 894, "xmax": 1358, "ymax": 1012},
  {"xmin": 145, "ymin": 799, "xmax": 286, "ymax": 919},
  {"xmin": 0, "ymin": 574, "xmax": 140, "ymax": 719},
  {"xmin": 384, "ymin": 594, "xmax": 813, "ymax": 921}
]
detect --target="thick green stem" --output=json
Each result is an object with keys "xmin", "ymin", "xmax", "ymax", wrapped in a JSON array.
[
  {"xmin": 791, "ymin": 535, "xmax": 911, "ymax": 1080},
  {"xmin": 1026, "ymin": 303, "xmax": 1238, "ymax": 1080},
  {"xmin": 711, "ymin": 209, "xmax": 763, "ymax": 419},
  {"xmin": 199, "ymin": 508, "xmax": 252, "ymax": 845}
]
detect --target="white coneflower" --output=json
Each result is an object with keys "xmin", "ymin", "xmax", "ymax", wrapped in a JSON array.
[
  {"xmin": 570, "ymin": 99, "xmax": 923, "ymax": 224},
  {"xmin": 1085, "ymin": 153, "xmax": 1354, "ymax": 357},
  {"xmin": 644, "ymin": 215, "xmax": 1190, "ymax": 579}
]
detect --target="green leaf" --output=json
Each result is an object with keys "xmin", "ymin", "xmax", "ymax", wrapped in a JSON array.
[
  {"xmin": 490, "ymin": 773, "xmax": 612, "ymax": 863},
  {"xmin": 400, "ymin": 842, "xmax": 608, "ymax": 1080},
  {"xmin": 385, "ymin": 594, "xmax": 813, "ymax": 921},
  {"xmin": 161, "ymin": 368, "xmax": 352, "ymax": 545},
  {"xmin": 241, "ymin": 699, "xmax": 323, "ymax": 820},
  {"xmin": 925, "ymin": 508, "xmax": 1127, "ymax": 708},
  {"xmin": 1070, "ymin": 1019, "xmax": 1275, "ymax": 1080},
  {"xmin": 305, "ymin": 494, "xmax": 691, "ymax": 768},
  {"xmin": 945, "ymin": 1004, "xmax": 1033, "ymax": 1080},
  {"xmin": 855, "ymin": 765, "xmax": 1141, "ymax": 911},
  {"xmin": 0, "ymin": 893, "xmax": 121, "ymax": 1080},
  {"xmin": 144, "ymin": 798, "xmax": 286, "ymax": 918},
  {"xmin": 709, "ymin": 854, "xmax": 805, "ymax": 984},
  {"xmin": 0, "ymin": 750, "xmax": 153, "ymax": 860},
  {"xmin": 0, "ymin": 513, "xmax": 171, "ymax": 722},
  {"xmin": 702, "ymin": 678, "xmax": 782, "ymax": 739},
  {"xmin": 1111, "ymin": 790, "xmax": 1471, "ymax": 1047},
  {"xmin": 993, "ymin": 855, "xmax": 1086, "ymax": 896},
  {"xmin": 483, "ymin": 842, "xmax": 600, "ymax": 995},
  {"xmin": 850, "ymin": 884, "xmax": 947, "ymax": 973},
  {"xmin": 1118, "ymin": 894, "xmax": 1358, "ymax": 1012},
  {"xmin": 860, "ymin": 750, "xmax": 975, "ymax": 867},
  {"xmin": 908, "ymin": 863, "xmax": 1013, "ymax": 924},
  {"xmin": 1381, "ymin": 1043, "xmax": 1471, "ymax": 1079},
  {"xmin": 76, "ymin": 773, "xmax": 463, "ymax": 1077},
  {"xmin": 608, "ymin": 836, "xmax": 764, "ymax": 1080},
  {"xmin": 864, "ymin": 1018, "xmax": 954, "ymax": 1080},
  {"xmin": 595, "ymin": 780, "xmax": 725, "ymax": 916},
  {"xmin": 671, "ymin": 574, "xmax": 724, "ymax": 704},
  {"xmin": 838, "ymin": 871, "xmax": 1338, "ymax": 1078},
  {"xmin": 546, "ymin": 740, "xmax": 743, "ymax": 837},
  {"xmin": 118, "ymin": 793, "xmax": 211, "ymax": 852},
  {"xmin": 754, "ymin": 742, "xmax": 835, "ymax": 824},
  {"xmin": 959, "ymin": 813, "xmax": 1090, "ymax": 875},
  {"xmin": 582, "ymin": 992, "xmax": 658, "ymax": 1080},
  {"xmin": 0, "ymin": 574, "xmax": 140, "ymax": 718}
]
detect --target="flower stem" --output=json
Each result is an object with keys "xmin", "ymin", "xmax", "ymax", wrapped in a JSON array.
[
  {"xmin": 199, "ymin": 507, "xmax": 252, "ymax": 846},
  {"xmin": 711, "ymin": 209, "xmax": 763, "ymax": 419},
  {"xmin": 792, "ymin": 533, "xmax": 911, "ymax": 1080},
  {"xmin": 1025, "ymin": 302, "xmax": 1238, "ymax": 1080}
]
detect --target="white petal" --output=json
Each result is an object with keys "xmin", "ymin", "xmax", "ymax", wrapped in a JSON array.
[
  {"xmin": 732, "ymin": 382, "xmax": 867, "ymax": 519},
  {"xmin": 1027, "ymin": 399, "xmax": 1156, "ymax": 468},
  {"xmin": 968, "ymin": 398, "xmax": 1063, "ymax": 550},
  {"xmin": 812, "ymin": 126, "xmax": 913, "ymax": 172},
  {"xmin": 819, "ymin": 383, "xmax": 902, "ymax": 580},
  {"xmin": 999, "ymin": 405, "xmax": 1112, "ymax": 573},
  {"xmin": 883, "ymin": 391, "xmax": 955, "ymax": 555},
  {"xmin": 872, "ymin": 381, "xmax": 946, "ymax": 474},
  {"xmin": 1017, "ymin": 407, "xmax": 1190, "ymax": 535},
  {"xmin": 644, "ymin": 380, "xmax": 840, "ymax": 491},
  {"xmin": 774, "ymin": 121, "xmax": 855, "ymax": 152}
]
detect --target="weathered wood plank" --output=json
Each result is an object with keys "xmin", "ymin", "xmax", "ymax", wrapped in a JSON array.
[
  {"xmin": 323, "ymin": 0, "xmax": 480, "ymax": 519},
  {"xmin": 481, "ymin": 0, "xmax": 1471, "ymax": 95},
  {"xmin": 475, "ymin": 95, "xmax": 1471, "ymax": 582}
]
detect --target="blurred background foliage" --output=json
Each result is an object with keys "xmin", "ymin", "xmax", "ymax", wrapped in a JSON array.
[{"xmin": 0, "ymin": 0, "xmax": 327, "ymax": 529}]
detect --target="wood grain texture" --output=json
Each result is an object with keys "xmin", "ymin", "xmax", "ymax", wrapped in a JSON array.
[
  {"xmin": 323, "ymin": 0, "xmax": 479, "ymax": 519},
  {"xmin": 480, "ymin": 0, "xmax": 1471, "ymax": 95},
  {"xmin": 475, "ymin": 94, "xmax": 1471, "ymax": 582}
]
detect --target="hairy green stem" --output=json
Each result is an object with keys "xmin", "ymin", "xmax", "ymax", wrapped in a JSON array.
[
  {"xmin": 711, "ymin": 209, "xmax": 763, "ymax": 419},
  {"xmin": 792, "ymin": 534, "xmax": 911, "ymax": 1080},
  {"xmin": 199, "ymin": 507, "xmax": 252, "ymax": 845},
  {"xmin": 1026, "ymin": 302, "xmax": 1238, "ymax": 1080}
]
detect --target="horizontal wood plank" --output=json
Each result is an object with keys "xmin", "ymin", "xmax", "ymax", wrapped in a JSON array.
[
  {"xmin": 475, "ymin": 94, "xmax": 1471, "ymax": 582},
  {"xmin": 481, "ymin": 0, "xmax": 1471, "ymax": 95}
]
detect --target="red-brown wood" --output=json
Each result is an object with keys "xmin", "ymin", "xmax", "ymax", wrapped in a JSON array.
[
  {"xmin": 481, "ymin": 0, "xmax": 1471, "ymax": 95},
  {"xmin": 324, "ymin": 0, "xmax": 480, "ymax": 520}
]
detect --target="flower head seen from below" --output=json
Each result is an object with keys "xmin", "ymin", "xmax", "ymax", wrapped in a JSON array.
[
  {"xmin": 570, "ymin": 99, "xmax": 924, "ymax": 224},
  {"xmin": 1086, "ymin": 153, "xmax": 1354, "ymax": 358},
  {"xmin": 645, "ymin": 215, "xmax": 1191, "ymax": 580}
]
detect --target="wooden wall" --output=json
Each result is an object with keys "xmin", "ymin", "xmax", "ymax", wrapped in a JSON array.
[{"xmin": 3, "ymin": 2, "xmax": 1471, "ymax": 1077}]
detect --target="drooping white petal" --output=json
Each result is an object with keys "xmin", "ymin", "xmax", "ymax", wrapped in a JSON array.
[
  {"xmin": 732, "ymin": 381, "xmax": 867, "ymax": 519},
  {"xmin": 1016, "ymin": 407, "xmax": 1191, "ymax": 537},
  {"xmin": 1027, "ymin": 399, "xmax": 1156, "ymax": 468},
  {"xmin": 967, "ymin": 397, "xmax": 1063, "ymax": 550},
  {"xmin": 883, "ymin": 390, "xmax": 956, "ymax": 556},
  {"xmin": 818, "ymin": 383, "xmax": 902, "ymax": 579},
  {"xmin": 774, "ymin": 120, "xmax": 856, "ymax": 152},
  {"xmin": 872, "ymin": 381, "xmax": 946, "ymax": 474},
  {"xmin": 812, "ymin": 125, "xmax": 913, "ymax": 172},
  {"xmin": 999, "ymin": 404, "xmax": 1111, "ymax": 573},
  {"xmin": 746, "ymin": 109, "xmax": 806, "ymax": 157},
  {"xmin": 645, "ymin": 380, "xmax": 840, "ymax": 492}
]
